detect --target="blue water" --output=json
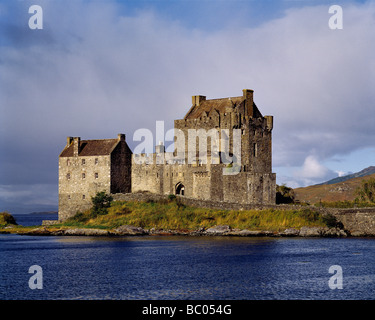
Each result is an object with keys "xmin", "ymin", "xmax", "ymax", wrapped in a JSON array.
[
  {"xmin": 12, "ymin": 213, "xmax": 58, "ymax": 226},
  {"xmin": 1, "ymin": 214, "xmax": 375, "ymax": 300}
]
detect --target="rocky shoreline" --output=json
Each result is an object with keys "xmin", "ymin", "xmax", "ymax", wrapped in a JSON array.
[{"xmin": 3, "ymin": 224, "xmax": 359, "ymax": 237}]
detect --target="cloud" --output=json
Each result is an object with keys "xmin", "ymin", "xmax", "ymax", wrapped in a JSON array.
[
  {"xmin": 0, "ymin": 0, "xmax": 374, "ymax": 211},
  {"xmin": 292, "ymin": 155, "xmax": 337, "ymax": 186},
  {"xmin": 297, "ymin": 156, "xmax": 331, "ymax": 180},
  {"xmin": 336, "ymin": 170, "xmax": 351, "ymax": 177}
]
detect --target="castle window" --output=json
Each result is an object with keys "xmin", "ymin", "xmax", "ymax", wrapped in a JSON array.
[
  {"xmin": 68, "ymin": 195, "xmax": 71, "ymax": 200},
  {"xmin": 95, "ymin": 173, "xmax": 98, "ymax": 179},
  {"xmin": 82, "ymin": 159, "xmax": 85, "ymax": 165},
  {"xmin": 82, "ymin": 195, "xmax": 86, "ymax": 200},
  {"xmin": 66, "ymin": 173, "xmax": 71, "ymax": 180},
  {"xmin": 95, "ymin": 158, "xmax": 98, "ymax": 165},
  {"xmin": 82, "ymin": 173, "xmax": 85, "ymax": 179},
  {"xmin": 253, "ymin": 143, "xmax": 258, "ymax": 157},
  {"xmin": 67, "ymin": 159, "xmax": 71, "ymax": 166}
]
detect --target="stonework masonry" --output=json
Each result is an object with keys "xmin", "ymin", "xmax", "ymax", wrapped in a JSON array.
[
  {"xmin": 58, "ymin": 134, "xmax": 131, "ymax": 220},
  {"xmin": 58, "ymin": 89, "xmax": 276, "ymax": 220}
]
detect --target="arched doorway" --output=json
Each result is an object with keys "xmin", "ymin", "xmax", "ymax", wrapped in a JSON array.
[{"xmin": 176, "ymin": 182, "xmax": 185, "ymax": 196}]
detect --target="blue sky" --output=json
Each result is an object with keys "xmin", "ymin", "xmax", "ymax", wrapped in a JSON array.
[{"xmin": 0, "ymin": 0, "xmax": 374, "ymax": 213}]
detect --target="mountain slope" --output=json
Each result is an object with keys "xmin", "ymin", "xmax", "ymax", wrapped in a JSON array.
[
  {"xmin": 294, "ymin": 172, "xmax": 375, "ymax": 204},
  {"xmin": 317, "ymin": 166, "xmax": 375, "ymax": 185}
]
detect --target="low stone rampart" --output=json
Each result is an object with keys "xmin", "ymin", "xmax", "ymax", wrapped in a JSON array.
[
  {"xmin": 112, "ymin": 192, "xmax": 375, "ymax": 236},
  {"xmin": 324, "ymin": 207, "xmax": 375, "ymax": 236},
  {"xmin": 112, "ymin": 192, "xmax": 295, "ymax": 211}
]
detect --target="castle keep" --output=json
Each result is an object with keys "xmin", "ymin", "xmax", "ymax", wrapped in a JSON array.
[{"xmin": 58, "ymin": 89, "xmax": 276, "ymax": 220}]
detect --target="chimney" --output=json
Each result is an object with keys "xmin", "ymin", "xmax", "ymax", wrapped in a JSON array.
[
  {"xmin": 118, "ymin": 133, "xmax": 126, "ymax": 141},
  {"xmin": 155, "ymin": 141, "xmax": 165, "ymax": 154},
  {"xmin": 67, "ymin": 137, "xmax": 73, "ymax": 147},
  {"xmin": 265, "ymin": 116, "xmax": 273, "ymax": 131},
  {"xmin": 192, "ymin": 95, "xmax": 206, "ymax": 106},
  {"xmin": 243, "ymin": 89, "xmax": 254, "ymax": 117},
  {"xmin": 73, "ymin": 137, "xmax": 80, "ymax": 157}
]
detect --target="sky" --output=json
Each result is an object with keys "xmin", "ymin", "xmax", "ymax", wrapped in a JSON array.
[{"xmin": 0, "ymin": 0, "xmax": 374, "ymax": 214}]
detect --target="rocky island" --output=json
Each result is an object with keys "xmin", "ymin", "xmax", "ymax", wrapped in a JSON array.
[{"xmin": 3, "ymin": 195, "xmax": 375, "ymax": 237}]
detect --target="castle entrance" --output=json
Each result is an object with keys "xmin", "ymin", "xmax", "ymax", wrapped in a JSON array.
[{"xmin": 176, "ymin": 182, "xmax": 185, "ymax": 196}]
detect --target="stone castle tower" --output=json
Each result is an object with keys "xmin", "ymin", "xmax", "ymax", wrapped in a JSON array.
[{"xmin": 58, "ymin": 89, "xmax": 276, "ymax": 220}]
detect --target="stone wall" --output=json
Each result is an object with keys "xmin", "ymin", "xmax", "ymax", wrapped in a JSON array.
[
  {"xmin": 110, "ymin": 137, "xmax": 132, "ymax": 194},
  {"xmin": 192, "ymin": 171, "xmax": 211, "ymax": 200},
  {"xmin": 112, "ymin": 192, "xmax": 280, "ymax": 211},
  {"xmin": 131, "ymin": 155, "xmax": 162, "ymax": 194},
  {"xmin": 131, "ymin": 157, "xmax": 275, "ymax": 205},
  {"xmin": 222, "ymin": 172, "xmax": 276, "ymax": 205},
  {"xmin": 58, "ymin": 137, "xmax": 132, "ymax": 221},
  {"xmin": 327, "ymin": 208, "xmax": 375, "ymax": 236},
  {"xmin": 173, "ymin": 109, "xmax": 273, "ymax": 175},
  {"xmin": 58, "ymin": 155, "xmax": 112, "ymax": 220}
]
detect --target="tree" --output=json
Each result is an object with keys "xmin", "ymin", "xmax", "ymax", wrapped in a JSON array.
[
  {"xmin": 0, "ymin": 212, "xmax": 17, "ymax": 226},
  {"xmin": 91, "ymin": 191, "xmax": 113, "ymax": 216},
  {"xmin": 355, "ymin": 178, "xmax": 375, "ymax": 203},
  {"xmin": 276, "ymin": 184, "xmax": 295, "ymax": 204}
]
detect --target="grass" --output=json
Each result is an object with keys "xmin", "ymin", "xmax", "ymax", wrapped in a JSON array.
[
  {"xmin": 60, "ymin": 199, "xmax": 329, "ymax": 232},
  {"xmin": 1, "ymin": 198, "xmax": 342, "ymax": 234}
]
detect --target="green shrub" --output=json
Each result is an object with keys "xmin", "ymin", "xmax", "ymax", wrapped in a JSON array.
[
  {"xmin": 276, "ymin": 184, "xmax": 295, "ymax": 204},
  {"xmin": 299, "ymin": 208, "xmax": 320, "ymax": 222},
  {"xmin": 355, "ymin": 178, "xmax": 375, "ymax": 203},
  {"xmin": 322, "ymin": 213, "xmax": 344, "ymax": 229},
  {"xmin": 0, "ymin": 212, "xmax": 17, "ymax": 226},
  {"xmin": 168, "ymin": 194, "xmax": 176, "ymax": 201},
  {"xmin": 91, "ymin": 191, "xmax": 113, "ymax": 217}
]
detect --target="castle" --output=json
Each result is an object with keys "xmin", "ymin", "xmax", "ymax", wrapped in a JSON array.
[{"xmin": 58, "ymin": 89, "xmax": 276, "ymax": 220}]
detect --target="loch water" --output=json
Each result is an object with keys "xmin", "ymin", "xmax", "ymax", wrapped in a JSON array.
[{"xmin": 1, "ymin": 214, "xmax": 375, "ymax": 300}]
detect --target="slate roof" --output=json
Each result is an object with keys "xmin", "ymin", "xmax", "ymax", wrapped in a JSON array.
[
  {"xmin": 60, "ymin": 139, "xmax": 119, "ymax": 157},
  {"xmin": 184, "ymin": 97, "xmax": 242, "ymax": 120},
  {"xmin": 184, "ymin": 96, "xmax": 262, "ymax": 120}
]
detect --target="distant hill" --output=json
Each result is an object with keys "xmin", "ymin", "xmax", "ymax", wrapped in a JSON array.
[
  {"xmin": 317, "ymin": 166, "xmax": 375, "ymax": 185},
  {"xmin": 29, "ymin": 211, "xmax": 58, "ymax": 215},
  {"xmin": 294, "ymin": 169, "xmax": 375, "ymax": 204}
]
